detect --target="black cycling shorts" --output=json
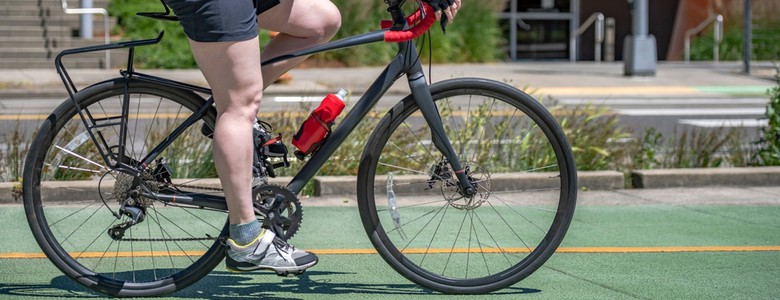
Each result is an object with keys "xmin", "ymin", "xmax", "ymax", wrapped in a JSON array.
[{"xmin": 164, "ymin": 0, "xmax": 280, "ymax": 42}]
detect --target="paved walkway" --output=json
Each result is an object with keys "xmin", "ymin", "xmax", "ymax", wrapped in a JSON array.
[{"xmin": 0, "ymin": 61, "xmax": 776, "ymax": 101}]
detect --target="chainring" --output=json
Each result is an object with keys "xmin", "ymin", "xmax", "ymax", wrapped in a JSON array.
[{"xmin": 252, "ymin": 184, "xmax": 303, "ymax": 240}]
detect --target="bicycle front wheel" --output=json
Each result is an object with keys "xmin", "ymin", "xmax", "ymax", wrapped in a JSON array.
[
  {"xmin": 22, "ymin": 79, "xmax": 227, "ymax": 297},
  {"xmin": 357, "ymin": 78, "xmax": 577, "ymax": 294}
]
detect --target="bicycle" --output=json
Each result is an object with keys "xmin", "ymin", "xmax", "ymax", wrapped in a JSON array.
[{"xmin": 22, "ymin": 0, "xmax": 577, "ymax": 297}]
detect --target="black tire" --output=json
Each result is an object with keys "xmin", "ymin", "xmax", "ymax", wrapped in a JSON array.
[
  {"xmin": 357, "ymin": 78, "xmax": 577, "ymax": 294},
  {"xmin": 22, "ymin": 79, "xmax": 227, "ymax": 297}
]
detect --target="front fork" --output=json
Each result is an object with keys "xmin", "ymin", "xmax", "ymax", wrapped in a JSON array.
[{"xmin": 407, "ymin": 72, "xmax": 476, "ymax": 197}]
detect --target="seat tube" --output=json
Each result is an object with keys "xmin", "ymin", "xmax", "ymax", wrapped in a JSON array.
[{"xmin": 407, "ymin": 70, "xmax": 477, "ymax": 196}]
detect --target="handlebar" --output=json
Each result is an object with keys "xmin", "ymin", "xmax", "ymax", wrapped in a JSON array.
[{"xmin": 382, "ymin": 3, "xmax": 437, "ymax": 43}]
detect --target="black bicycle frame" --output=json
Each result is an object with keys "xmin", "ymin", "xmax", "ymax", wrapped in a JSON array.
[{"xmin": 54, "ymin": 4, "xmax": 475, "ymax": 211}]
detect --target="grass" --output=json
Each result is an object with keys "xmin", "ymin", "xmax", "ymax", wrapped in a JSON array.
[{"xmin": 0, "ymin": 119, "xmax": 29, "ymax": 183}]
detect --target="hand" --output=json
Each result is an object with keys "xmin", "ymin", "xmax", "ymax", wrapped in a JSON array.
[{"xmin": 429, "ymin": 0, "xmax": 461, "ymax": 23}]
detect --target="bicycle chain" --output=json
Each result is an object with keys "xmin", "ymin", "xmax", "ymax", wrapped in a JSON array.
[
  {"xmin": 108, "ymin": 182, "xmax": 224, "ymax": 242},
  {"xmin": 170, "ymin": 182, "xmax": 224, "ymax": 192},
  {"xmin": 112, "ymin": 234, "xmax": 221, "ymax": 242},
  {"xmin": 111, "ymin": 182, "xmax": 302, "ymax": 242}
]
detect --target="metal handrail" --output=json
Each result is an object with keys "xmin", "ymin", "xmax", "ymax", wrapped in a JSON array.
[
  {"xmin": 60, "ymin": 0, "xmax": 110, "ymax": 69},
  {"xmin": 571, "ymin": 12, "xmax": 605, "ymax": 62},
  {"xmin": 684, "ymin": 14, "xmax": 723, "ymax": 63}
]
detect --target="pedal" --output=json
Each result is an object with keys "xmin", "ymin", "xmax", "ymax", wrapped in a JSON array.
[{"xmin": 275, "ymin": 270, "xmax": 306, "ymax": 277}]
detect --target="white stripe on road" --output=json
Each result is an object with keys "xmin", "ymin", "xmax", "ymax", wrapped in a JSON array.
[
  {"xmin": 616, "ymin": 108, "xmax": 765, "ymax": 116},
  {"xmin": 271, "ymin": 96, "xmax": 323, "ymax": 103},
  {"xmin": 558, "ymin": 98, "xmax": 768, "ymax": 106},
  {"xmin": 678, "ymin": 119, "xmax": 768, "ymax": 128}
]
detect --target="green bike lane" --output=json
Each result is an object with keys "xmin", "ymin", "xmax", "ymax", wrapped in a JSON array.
[{"xmin": 1, "ymin": 188, "xmax": 779, "ymax": 299}]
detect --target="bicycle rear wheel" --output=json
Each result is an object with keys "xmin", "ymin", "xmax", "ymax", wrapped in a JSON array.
[
  {"xmin": 22, "ymin": 79, "xmax": 227, "ymax": 297},
  {"xmin": 357, "ymin": 78, "xmax": 577, "ymax": 293}
]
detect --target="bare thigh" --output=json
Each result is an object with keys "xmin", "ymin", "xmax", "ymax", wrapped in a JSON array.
[{"xmin": 258, "ymin": 0, "xmax": 341, "ymax": 38}]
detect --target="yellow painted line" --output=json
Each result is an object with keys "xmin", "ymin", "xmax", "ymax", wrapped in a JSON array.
[
  {"xmin": 555, "ymin": 246, "xmax": 780, "ymax": 253},
  {"xmin": 0, "ymin": 113, "xmax": 193, "ymax": 121},
  {"xmin": 314, "ymin": 246, "xmax": 780, "ymax": 255},
  {"xmin": 1, "ymin": 250, "xmax": 207, "ymax": 259},
  {"xmin": 3, "ymin": 246, "xmax": 780, "ymax": 259},
  {"xmin": 0, "ymin": 114, "xmax": 51, "ymax": 121}
]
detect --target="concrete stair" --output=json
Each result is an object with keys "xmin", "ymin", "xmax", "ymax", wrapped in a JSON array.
[{"xmin": 0, "ymin": 0, "xmax": 122, "ymax": 69}]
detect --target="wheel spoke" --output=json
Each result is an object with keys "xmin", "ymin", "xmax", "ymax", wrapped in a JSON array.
[
  {"xmin": 28, "ymin": 84, "xmax": 224, "ymax": 295},
  {"xmin": 362, "ymin": 81, "xmax": 575, "ymax": 291},
  {"xmin": 53, "ymin": 145, "xmax": 108, "ymax": 170}
]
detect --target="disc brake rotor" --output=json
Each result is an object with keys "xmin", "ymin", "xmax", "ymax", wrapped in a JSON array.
[{"xmin": 442, "ymin": 162, "xmax": 492, "ymax": 210}]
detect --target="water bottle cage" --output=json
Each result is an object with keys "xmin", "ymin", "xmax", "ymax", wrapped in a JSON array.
[
  {"xmin": 293, "ymin": 112, "xmax": 335, "ymax": 161},
  {"xmin": 256, "ymin": 132, "xmax": 292, "ymax": 178}
]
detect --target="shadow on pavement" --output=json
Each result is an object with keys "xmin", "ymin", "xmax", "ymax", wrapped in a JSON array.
[{"xmin": 0, "ymin": 270, "xmax": 541, "ymax": 299}]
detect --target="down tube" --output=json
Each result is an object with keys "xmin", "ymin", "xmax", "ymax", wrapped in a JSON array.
[{"xmin": 286, "ymin": 56, "xmax": 407, "ymax": 194}]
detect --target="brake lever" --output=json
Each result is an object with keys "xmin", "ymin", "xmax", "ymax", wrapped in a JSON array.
[{"xmin": 440, "ymin": 14, "xmax": 449, "ymax": 34}]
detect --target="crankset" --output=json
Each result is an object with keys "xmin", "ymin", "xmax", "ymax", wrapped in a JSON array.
[{"xmin": 252, "ymin": 184, "xmax": 303, "ymax": 241}]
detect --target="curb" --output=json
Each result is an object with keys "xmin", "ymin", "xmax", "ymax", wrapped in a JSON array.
[
  {"xmin": 3, "ymin": 168, "xmax": 778, "ymax": 203},
  {"xmin": 631, "ymin": 166, "xmax": 780, "ymax": 188},
  {"xmin": 315, "ymin": 170, "xmax": 625, "ymax": 195}
]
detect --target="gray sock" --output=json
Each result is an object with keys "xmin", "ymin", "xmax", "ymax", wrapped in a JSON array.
[{"xmin": 229, "ymin": 220, "xmax": 262, "ymax": 246}]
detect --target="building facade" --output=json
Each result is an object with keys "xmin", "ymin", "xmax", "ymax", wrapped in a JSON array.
[{"xmin": 504, "ymin": 0, "xmax": 740, "ymax": 61}]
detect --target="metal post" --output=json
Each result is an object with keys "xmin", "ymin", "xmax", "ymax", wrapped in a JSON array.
[
  {"xmin": 624, "ymin": 0, "xmax": 657, "ymax": 76},
  {"xmin": 714, "ymin": 15, "xmax": 723, "ymax": 63},
  {"xmin": 510, "ymin": 0, "xmax": 517, "ymax": 61},
  {"xmin": 572, "ymin": 13, "xmax": 605, "ymax": 62},
  {"xmin": 595, "ymin": 15, "xmax": 604, "ymax": 62},
  {"xmin": 632, "ymin": 0, "xmax": 648, "ymax": 36},
  {"xmin": 79, "ymin": 0, "xmax": 93, "ymax": 39},
  {"xmin": 743, "ymin": 0, "xmax": 752, "ymax": 74},
  {"xmin": 605, "ymin": 17, "xmax": 616, "ymax": 62},
  {"xmin": 569, "ymin": 0, "xmax": 580, "ymax": 62},
  {"xmin": 684, "ymin": 14, "xmax": 723, "ymax": 63}
]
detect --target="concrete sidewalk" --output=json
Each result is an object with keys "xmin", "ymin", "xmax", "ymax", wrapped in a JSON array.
[
  {"xmin": 2, "ymin": 167, "xmax": 779, "ymax": 203},
  {"xmin": 0, "ymin": 61, "xmax": 776, "ymax": 100}
]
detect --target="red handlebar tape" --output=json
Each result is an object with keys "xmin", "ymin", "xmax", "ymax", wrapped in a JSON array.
[{"xmin": 382, "ymin": 3, "xmax": 436, "ymax": 42}]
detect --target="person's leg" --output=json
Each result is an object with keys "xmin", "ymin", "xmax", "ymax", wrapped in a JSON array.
[
  {"xmin": 189, "ymin": 38, "xmax": 263, "ymax": 227},
  {"xmin": 191, "ymin": 37, "xmax": 318, "ymax": 274},
  {"xmin": 257, "ymin": 0, "xmax": 342, "ymax": 88},
  {"xmin": 166, "ymin": 0, "xmax": 317, "ymax": 274}
]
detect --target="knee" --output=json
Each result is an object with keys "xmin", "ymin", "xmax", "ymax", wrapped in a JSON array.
[
  {"xmin": 217, "ymin": 88, "xmax": 262, "ymax": 123},
  {"xmin": 314, "ymin": 2, "xmax": 341, "ymax": 41}
]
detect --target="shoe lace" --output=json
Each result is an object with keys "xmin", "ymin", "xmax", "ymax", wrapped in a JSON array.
[{"xmin": 271, "ymin": 236, "xmax": 292, "ymax": 256}]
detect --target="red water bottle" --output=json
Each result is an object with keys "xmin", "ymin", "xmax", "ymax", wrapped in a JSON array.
[{"xmin": 292, "ymin": 89, "xmax": 347, "ymax": 157}]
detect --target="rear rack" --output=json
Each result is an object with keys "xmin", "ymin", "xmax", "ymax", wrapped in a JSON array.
[
  {"xmin": 53, "ymin": 31, "xmax": 213, "ymax": 173},
  {"xmin": 55, "ymin": 32, "xmax": 164, "ymax": 101}
]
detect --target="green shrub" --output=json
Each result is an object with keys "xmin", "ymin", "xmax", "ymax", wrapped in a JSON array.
[
  {"xmin": 632, "ymin": 127, "xmax": 664, "ymax": 170},
  {"xmin": 315, "ymin": 0, "xmax": 505, "ymax": 66},
  {"xmin": 691, "ymin": 18, "xmax": 780, "ymax": 61},
  {"xmin": 556, "ymin": 105, "xmax": 631, "ymax": 171},
  {"xmin": 666, "ymin": 127, "xmax": 738, "ymax": 168},
  {"xmin": 1, "ymin": 120, "xmax": 29, "ymax": 182},
  {"xmin": 755, "ymin": 68, "xmax": 780, "ymax": 165},
  {"xmin": 107, "ymin": 0, "xmax": 505, "ymax": 68},
  {"xmin": 108, "ymin": 0, "xmax": 196, "ymax": 68}
]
